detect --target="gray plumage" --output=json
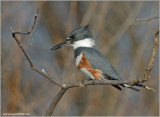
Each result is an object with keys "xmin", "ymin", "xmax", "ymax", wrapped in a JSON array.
[
  {"xmin": 74, "ymin": 47, "xmax": 140, "ymax": 91},
  {"xmin": 74, "ymin": 47, "xmax": 122, "ymax": 80},
  {"xmin": 68, "ymin": 25, "xmax": 92, "ymax": 41}
]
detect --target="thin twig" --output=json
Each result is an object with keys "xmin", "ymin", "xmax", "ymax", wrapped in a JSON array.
[
  {"xmin": 30, "ymin": 8, "xmax": 39, "ymax": 33},
  {"xmin": 10, "ymin": 9, "xmax": 63, "ymax": 88},
  {"xmin": 130, "ymin": 27, "xmax": 159, "ymax": 85},
  {"xmin": 137, "ymin": 16, "xmax": 159, "ymax": 21},
  {"xmin": 12, "ymin": 8, "xmax": 39, "ymax": 36}
]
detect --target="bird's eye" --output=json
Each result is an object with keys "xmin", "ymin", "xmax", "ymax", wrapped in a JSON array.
[
  {"xmin": 67, "ymin": 37, "xmax": 71, "ymax": 41},
  {"xmin": 67, "ymin": 35, "xmax": 75, "ymax": 44},
  {"xmin": 70, "ymin": 35, "xmax": 75, "ymax": 39}
]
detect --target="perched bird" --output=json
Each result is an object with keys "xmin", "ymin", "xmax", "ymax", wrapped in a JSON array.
[{"xmin": 50, "ymin": 25, "xmax": 139, "ymax": 91}]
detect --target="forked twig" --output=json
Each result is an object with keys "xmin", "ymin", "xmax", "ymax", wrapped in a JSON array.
[{"xmin": 10, "ymin": 8, "xmax": 63, "ymax": 88}]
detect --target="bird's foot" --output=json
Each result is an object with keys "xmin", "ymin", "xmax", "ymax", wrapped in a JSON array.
[{"xmin": 79, "ymin": 80, "xmax": 86, "ymax": 88}]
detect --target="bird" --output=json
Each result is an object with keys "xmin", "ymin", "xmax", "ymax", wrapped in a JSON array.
[{"xmin": 50, "ymin": 25, "xmax": 140, "ymax": 91}]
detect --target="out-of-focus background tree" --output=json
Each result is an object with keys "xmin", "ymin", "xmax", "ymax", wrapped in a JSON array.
[{"xmin": 1, "ymin": 1, "xmax": 159, "ymax": 116}]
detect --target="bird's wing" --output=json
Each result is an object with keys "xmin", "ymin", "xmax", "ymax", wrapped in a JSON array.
[{"xmin": 82, "ymin": 48, "xmax": 122, "ymax": 80}]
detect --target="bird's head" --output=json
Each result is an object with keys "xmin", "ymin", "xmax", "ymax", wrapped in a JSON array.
[{"xmin": 50, "ymin": 25, "xmax": 95, "ymax": 50}]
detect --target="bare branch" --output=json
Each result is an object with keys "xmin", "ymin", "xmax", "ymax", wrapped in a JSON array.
[
  {"xmin": 137, "ymin": 16, "xmax": 159, "ymax": 21},
  {"xmin": 46, "ymin": 76, "xmax": 157, "ymax": 115},
  {"xmin": 10, "ymin": 9, "xmax": 63, "ymax": 88},
  {"xmin": 45, "ymin": 88, "xmax": 68, "ymax": 116},
  {"xmin": 12, "ymin": 8, "xmax": 39, "ymax": 36},
  {"xmin": 129, "ymin": 27, "xmax": 159, "ymax": 85}
]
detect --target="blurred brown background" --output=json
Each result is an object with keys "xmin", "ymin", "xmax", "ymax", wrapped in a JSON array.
[{"xmin": 1, "ymin": 1, "xmax": 159, "ymax": 116}]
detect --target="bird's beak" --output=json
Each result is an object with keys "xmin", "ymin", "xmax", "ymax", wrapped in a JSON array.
[{"xmin": 50, "ymin": 40, "xmax": 68, "ymax": 51}]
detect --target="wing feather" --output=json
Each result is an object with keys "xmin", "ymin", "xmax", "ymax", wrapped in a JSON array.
[{"xmin": 75, "ymin": 47, "xmax": 122, "ymax": 80}]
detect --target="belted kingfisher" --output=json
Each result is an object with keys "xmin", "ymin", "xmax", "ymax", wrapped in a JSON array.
[{"xmin": 50, "ymin": 25, "xmax": 139, "ymax": 91}]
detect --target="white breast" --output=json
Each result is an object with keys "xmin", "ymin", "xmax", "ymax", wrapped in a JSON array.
[
  {"xmin": 75, "ymin": 53, "xmax": 94, "ymax": 79},
  {"xmin": 76, "ymin": 53, "xmax": 82, "ymax": 67},
  {"xmin": 72, "ymin": 38, "xmax": 95, "ymax": 49}
]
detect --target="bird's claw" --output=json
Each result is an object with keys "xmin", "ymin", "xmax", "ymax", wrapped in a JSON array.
[{"xmin": 78, "ymin": 80, "xmax": 86, "ymax": 88}]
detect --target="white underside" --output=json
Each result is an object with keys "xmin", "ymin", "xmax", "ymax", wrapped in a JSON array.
[
  {"xmin": 71, "ymin": 38, "xmax": 95, "ymax": 49},
  {"xmin": 76, "ymin": 53, "xmax": 82, "ymax": 67},
  {"xmin": 76, "ymin": 53, "xmax": 95, "ymax": 79},
  {"xmin": 80, "ymin": 68, "xmax": 95, "ymax": 79}
]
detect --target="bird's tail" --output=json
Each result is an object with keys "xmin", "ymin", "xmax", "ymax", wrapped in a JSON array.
[{"xmin": 123, "ymin": 84, "xmax": 140, "ymax": 92}]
